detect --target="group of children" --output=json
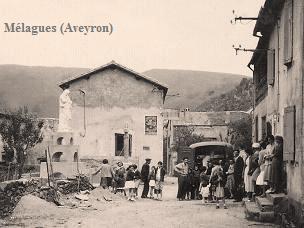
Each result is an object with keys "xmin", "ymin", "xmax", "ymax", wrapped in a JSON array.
[
  {"xmin": 124, "ymin": 161, "xmax": 165, "ymax": 201},
  {"xmin": 198, "ymin": 160, "xmax": 232, "ymax": 209}
]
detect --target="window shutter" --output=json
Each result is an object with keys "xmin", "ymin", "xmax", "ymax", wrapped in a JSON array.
[
  {"xmin": 267, "ymin": 50, "xmax": 275, "ymax": 85},
  {"xmin": 284, "ymin": 0, "xmax": 293, "ymax": 65},
  {"xmin": 283, "ymin": 106, "xmax": 296, "ymax": 161}
]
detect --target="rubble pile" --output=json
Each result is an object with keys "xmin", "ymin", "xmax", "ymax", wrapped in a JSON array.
[
  {"xmin": 57, "ymin": 176, "xmax": 94, "ymax": 194},
  {"xmin": 0, "ymin": 179, "xmax": 39, "ymax": 218}
]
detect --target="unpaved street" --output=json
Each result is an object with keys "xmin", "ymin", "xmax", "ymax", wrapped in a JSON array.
[{"xmin": 0, "ymin": 178, "xmax": 277, "ymax": 228}]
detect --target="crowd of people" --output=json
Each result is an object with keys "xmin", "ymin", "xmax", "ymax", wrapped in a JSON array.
[
  {"xmin": 174, "ymin": 134, "xmax": 284, "ymax": 209},
  {"xmin": 93, "ymin": 158, "xmax": 166, "ymax": 202}
]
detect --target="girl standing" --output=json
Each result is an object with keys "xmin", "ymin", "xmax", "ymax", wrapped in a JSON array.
[
  {"xmin": 210, "ymin": 160, "xmax": 227, "ymax": 209},
  {"xmin": 133, "ymin": 164, "xmax": 141, "ymax": 198},
  {"xmin": 225, "ymin": 160, "xmax": 235, "ymax": 199},
  {"xmin": 256, "ymin": 141, "xmax": 267, "ymax": 197},
  {"xmin": 149, "ymin": 166, "xmax": 156, "ymax": 199},
  {"xmin": 215, "ymin": 169, "xmax": 226, "ymax": 209},
  {"xmin": 125, "ymin": 165, "xmax": 136, "ymax": 201},
  {"xmin": 264, "ymin": 135, "xmax": 275, "ymax": 192},
  {"xmin": 200, "ymin": 166, "xmax": 210, "ymax": 203}
]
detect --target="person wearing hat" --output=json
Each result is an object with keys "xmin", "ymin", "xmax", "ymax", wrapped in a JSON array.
[
  {"xmin": 244, "ymin": 148, "xmax": 255, "ymax": 201},
  {"xmin": 141, "ymin": 158, "xmax": 151, "ymax": 198},
  {"xmin": 175, "ymin": 157, "xmax": 190, "ymax": 201},
  {"xmin": 249, "ymin": 143, "xmax": 261, "ymax": 197}
]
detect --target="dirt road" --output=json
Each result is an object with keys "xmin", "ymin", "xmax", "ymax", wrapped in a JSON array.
[{"xmin": 0, "ymin": 177, "xmax": 277, "ymax": 228}]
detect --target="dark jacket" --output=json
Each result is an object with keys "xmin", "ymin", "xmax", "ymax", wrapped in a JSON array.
[
  {"xmin": 126, "ymin": 170, "xmax": 135, "ymax": 181},
  {"xmin": 248, "ymin": 153, "xmax": 259, "ymax": 176},
  {"xmin": 141, "ymin": 163, "xmax": 150, "ymax": 181},
  {"xmin": 155, "ymin": 167, "xmax": 166, "ymax": 182},
  {"xmin": 234, "ymin": 156, "xmax": 244, "ymax": 182},
  {"xmin": 134, "ymin": 170, "xmax": 141, "ymax": 180}
]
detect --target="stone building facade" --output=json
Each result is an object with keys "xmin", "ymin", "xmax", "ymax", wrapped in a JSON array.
[
  {"xmin": 58, "ymin": 61, "xmax": 167, "ymax": 167},
  {"xmin": 249, "ymin": 0, "xmax": 304, "ymax": 224}
]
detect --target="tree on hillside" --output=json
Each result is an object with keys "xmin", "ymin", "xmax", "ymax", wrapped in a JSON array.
[
  {"xmin": 226, "ymin": 115, "xmax": 252, "ymax": 150},
  {"xmin": 196, "ymin": 78, "xmax": 253, "ymax": 112},
  {"xmin": 172, "ymin": 126, "xmax": 206, "ymax": 151},
  {"xmin": 0, "ymin": 107, "xmax": 43, "ymax": 178}
]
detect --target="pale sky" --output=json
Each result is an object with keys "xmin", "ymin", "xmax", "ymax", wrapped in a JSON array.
[{"xmin": 0, "ymin": 0, "xmax": 265, "ymax": 76}]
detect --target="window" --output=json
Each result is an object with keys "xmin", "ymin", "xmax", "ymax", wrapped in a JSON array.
[
  {"xmin": 255, "ymin": 116, "xmax": 259, "ymax": 141},
  {"xmin": 145, "ymin": 116, "xmax": 157, "ymax": 135},
  {"xmin": 254, "ymin": 54, "xmax": 268, "ymax": 103},
  {"xmin": 284, "ymin": 0, "xmax": 293, "ymax": 66},
  {"xmin": 283, "ymin": 106, "xmax": 296, "ymax": 161},
  {"xmin": 266, "ymin": 122, "xmax": 272, "ymax": 137},
  {"xmin": 267, "ymin": 50, "xmax": 275, "ymax": 86},
  {"xmin": 115, "ymin": 133, "xmax": 132, "ymax": 156},
  {"xmin": 261, "ymin": 116, "xmax": 266, "ymax": 140},
  {"xmin": 115, "ymin": 133, "xmax": 124, "ymax": 156}
]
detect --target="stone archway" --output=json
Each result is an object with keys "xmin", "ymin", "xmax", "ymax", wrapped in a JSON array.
[
  {"xmin": 57, "ymin": 137, "xmax": 64, "ymax": 145},
  {"xmin": 52, "ymin": 152, "xmax": 63, "ymax": 162}
]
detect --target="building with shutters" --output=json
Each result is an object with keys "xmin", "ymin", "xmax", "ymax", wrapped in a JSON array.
[{"xmin": 248, "ymin": 0, "xmax": 304, "ymax": 224}]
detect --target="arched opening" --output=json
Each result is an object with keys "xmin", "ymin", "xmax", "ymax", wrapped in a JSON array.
[
  {"xmin": 57, "ymin": 137, "xmax": 64, "ymax": 145},
  {"xmin": 70, "ymin": 137, "xmax": 74, "ymax": 145},
  {"xmin": 73, "ymin": 152, "xmax": 78, "ymax": 162},
  {"xmin": 52, "ymin": 152, "xmax": 63, "ymax": 162}
]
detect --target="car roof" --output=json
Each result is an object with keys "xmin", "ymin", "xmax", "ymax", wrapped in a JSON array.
[{"xmin": 189, "ymin": 141, "xmax": 233, "ymax": 149}]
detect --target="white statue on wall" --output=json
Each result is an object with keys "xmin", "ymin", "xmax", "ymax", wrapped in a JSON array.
[{"xmin": 58, "ymin": 89, "xmax": 72, "ymax": 132}]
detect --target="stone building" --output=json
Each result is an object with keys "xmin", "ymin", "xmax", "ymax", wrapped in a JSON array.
[
  {"xmin": 57, "ymin": 61, "xmax": 168, "ymax": 167},
  {"xmin": 249, "ymin": 0, "xmax": 304, "ymax": 224}
]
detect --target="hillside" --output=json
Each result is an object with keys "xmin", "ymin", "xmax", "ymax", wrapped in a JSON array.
[
  {"xmin": 144, "ymin": 69, "xmax": 248, "ymax": 110},
  {"xmin": 195, "ymin": 78, "xmax": 253, "ymax": 112},
  {"xmin": 0, "ymin": 65, "xmax": 248, "ymax": 117},
  {"xmin": 0, "ymin": 65, "xmax": 88, "ymax": 117}
]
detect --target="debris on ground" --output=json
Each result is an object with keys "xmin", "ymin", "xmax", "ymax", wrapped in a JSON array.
[
  {"xmin": 75, "ymin": 193, "xmax": 89, "ymax": 201},
  {"xmin": 56, "ymin": 175, "xmax": 94, "ymax": 194},
  {"xmin": 90, "ymin": 187, "xmax": 125, "ymax": 202},
  {"xmin": 0, "ymin": 178, "xmax": 40, "ymax": 218}
]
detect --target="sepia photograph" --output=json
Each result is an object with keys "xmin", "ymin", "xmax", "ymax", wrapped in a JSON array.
[{"xmin": 0, "ymin": 0, "xmax": 302, "ymax": 227}]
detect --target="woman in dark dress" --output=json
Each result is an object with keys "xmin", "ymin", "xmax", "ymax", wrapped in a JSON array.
[
  {"xmin": 269, "ymin": 136, "xmax": 283, "ymax": 193},
  {"xmin": 114, "ymin": 162, "xmax": 126, "ymax": 192}
]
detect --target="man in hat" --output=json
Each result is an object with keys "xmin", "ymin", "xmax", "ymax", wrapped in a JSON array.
[
  {"xmin": 141, "ymin": 158, "xmax": 151, "ymax": 198},
  {"xmin": 174, "ymin": 157, "xmax": 190, "ymax": 200}
]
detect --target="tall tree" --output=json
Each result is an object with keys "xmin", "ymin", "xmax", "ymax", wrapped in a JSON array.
[
  {"xmin": 0, "ymin": 107, "xmax": 43, "ymax": 178},
  {"xmin": 226, "ymin": 115, "xmax": 252, "ymax": 150},
  {"xmin": 172, "ymin": 126, "xmax": 206, "ymax": 151}
]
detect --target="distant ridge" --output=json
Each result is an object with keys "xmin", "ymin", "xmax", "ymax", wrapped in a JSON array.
[
  {"xmin": 144, "ymin": 69, "xmax": 249, "ymax": 110},
  {"xmin": 0, "ymin": 65, "xmax": 248, "ymax": 117}
]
